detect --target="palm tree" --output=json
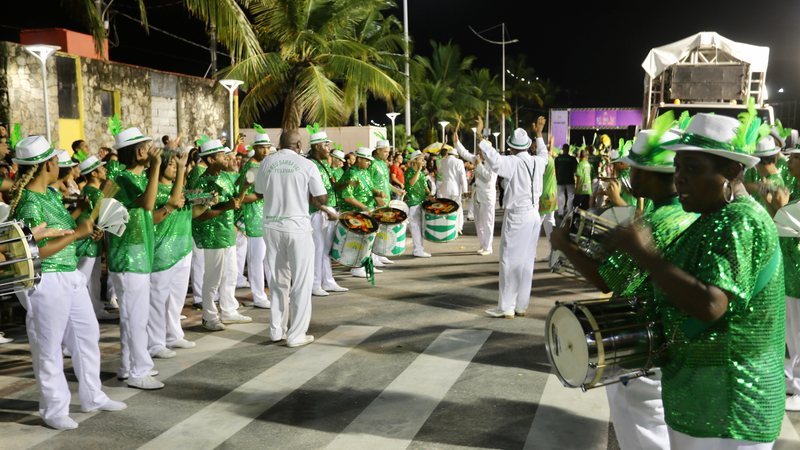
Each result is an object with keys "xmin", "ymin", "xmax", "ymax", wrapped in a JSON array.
[
  {"xmin": 466, "ymin": 68, "xmax": 509, "ymax": 135},
  {"xmin": 225, "ymin": 0, "xmax": 403, "ymax": 129}
]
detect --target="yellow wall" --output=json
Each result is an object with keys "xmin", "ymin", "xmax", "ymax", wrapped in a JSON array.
[{"xmin": 57, "ymin": 57, "xmax": 84, "ymax": 155}]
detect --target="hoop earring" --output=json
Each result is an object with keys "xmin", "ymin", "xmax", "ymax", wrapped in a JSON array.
[{"xmin": 723, "ymin": 179, "xmax": 734, "ymax": 204}]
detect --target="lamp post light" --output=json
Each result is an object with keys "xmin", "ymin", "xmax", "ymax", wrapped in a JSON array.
[
  {"xmin": 438, "ymin": 120, "xmax": 449, "ymax": 144},
  {"xmin": 386, "ymin": 112, "xmax": 400, "ymax": 150},
  {"xmin": 470, "ymin": 126, "xmax": 477, "ymax": 152},
  {"xmin": 219, "ymin": 79, "xmax": 244, "ymax": 145},
  {"xmin": 24, "ymin": 44, "xmax": 60, "ymax": 143},
  {"xmin": 492, "ymin": 131, "xmax": 500, "ymax": 148}
]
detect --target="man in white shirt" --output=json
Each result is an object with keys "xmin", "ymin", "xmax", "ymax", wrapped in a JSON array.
[
  {"xmin": 479, "ymin": 117, "xmax": 548, "ymax": 318},
  {"xmin": 453, "ymin": 135, "xmax": 497, "ymax": 255},
  {"xmin": 254, "ymin": 129, "xmax": 328, "ymax": 348},
  {"xmin": 436, "ymin": 146, "xmax": 468, "ymax": 234}
]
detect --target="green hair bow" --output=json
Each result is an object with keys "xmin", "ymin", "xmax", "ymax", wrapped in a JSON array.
[{"xmin": 253, "ymin": 123, "xmax": 266, "ymax": 134}]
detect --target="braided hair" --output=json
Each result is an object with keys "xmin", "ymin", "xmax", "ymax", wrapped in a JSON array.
[{"xmin": 8, "ymin": 164, "xmax": 43, "ymax": 216}]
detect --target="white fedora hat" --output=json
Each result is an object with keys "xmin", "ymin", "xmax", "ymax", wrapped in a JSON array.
[
  {"xmin": 57, "ymin": 150, "xmax": 77, "ymax": 168},
  {"xmin": 665, "ymin": 113, "xmax": 760, "ymax": 168},
  {"xmin": 252, "ymin": 123, "xmax": 272, "ymax": 146},
  {"xmin": 12, "ymin": 136, "xmax": 57, "ymax": 165},
  {"xmin": 375, "ymin": 139, "xmax": 391, "ymax": 149},
  {"xmin": 406, "ymin": 150, "xmax": 422, "ymax": 161},
  {"xmin": 113, "ymin": 127, "xmax": 152, "ymax": 150},
  {"xmin": 199, "ymin": 139, "xmax": 226, "ymax": 157},
  {"xmin": 507, "ymin": 128, "xmax": 532, "ymax": 150},
  {"xmin": 79, "ymin": 155, "xmax": 106, "ymax": 175},
  {"xmin": 753, "ymin": 136, "xmax": 780, "ymax": 158},
  {"xmin": 331, "ymin": 149, "xmax": 346, "ymax": 161},
  {"xmin": 355, "ymin": 147, "xmax": 374, "ymax": 161},
  {"xmin": 620, "ymin": 129, "xmax": 680, "ymax": 173}
]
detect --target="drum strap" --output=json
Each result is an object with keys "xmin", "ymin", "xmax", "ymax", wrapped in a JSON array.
[{"xmin": 680, "ymin": 249, "xmax": 781, "ymax": 339}]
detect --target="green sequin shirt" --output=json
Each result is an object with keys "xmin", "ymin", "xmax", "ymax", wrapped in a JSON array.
[
  {"xmin": 657, "ymin": 196, "xmax": 785, "ymax": 442},
  {"xmin": 404, "ymin": 167, "xmax": 427, "ymax": 207},
  {"xmin": 370, "ymin": 159, "xmax": 392, "ymax": 199},
  {"xmin": 75, "ymin": 185, "xmax": 103, "ymax": 258},
  {"xmin": 310, "ymin": 159, "xmax": 337, "ymax": 213},
  {"xmin": 105, "ymin": 160, "xmax": 126, "ymax": 181},
  {"xmin": 340, "ymin": 167, "xmax": 376, "ymax": 212},
  {"xmin": 15, "ymin": 188, "xmax": 78, "ymax": 272},
  {"xmin": 153, "ymin": 183, "xmax": 192, "ymax": 272},
  {"xmin": 192, "ymin": 172, "xmax": 236, "ymax": 249},
  {"xmin": 108, "ymin": 170, "xmax": 155, "ymax": 273},
  {"xmin": 238, "ymin": 160, "xmax": 264, "ymax": 237},
  {"xmin": 780, "ymin": 178, "xmax": 800, "ymax": 298}
]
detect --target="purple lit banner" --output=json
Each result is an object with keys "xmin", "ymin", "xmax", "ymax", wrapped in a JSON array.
[
  {"xmin": 569, "ymin": 109, "xmax": 642, "ymax": 129},
  {"xmin": 549, "ymin": 109, "xmax": 569, "ymax": 149}
]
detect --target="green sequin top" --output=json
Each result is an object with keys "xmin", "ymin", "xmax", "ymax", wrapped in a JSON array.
[
  {"xmin": 237, "ymin": 160, "xmax": 264, "ymax": 237},
  {"xmin": 332, "ymin": 166, "xmax": 344, "ymax": 181},
  {"xmin": 539, "ymin": 156, "xmax": 557, "ymax": 214},
  {"xmin": 310, "ymin": 159, "xmax": 337, "ymax": 213},
  {"xmin": 369, "ymin": 159, "xmax": 392, "ymax": 199},
  {"xmin": 192, "ymin": 172, "xmax": 236, "ymax": 249},
  {"xmin": 404, "ymin": 167, "xmax": 427, "ymax": 207},
  {"xmin": 186, "ymin": 164, "xmax": 207, "ymax": 189},
  {"xmin": 340, "ymin": 167, "xmax": 376, "ymax": 212},
  {"xmin": 108, "ymin": 170, "xmax": 155, "ymax": 273},
  {"xmin": 75, "ymin": 185, "xmax": 103, "ymax": 258},
  {"xmin": 599, "ymin": 197, "xmax": 698, "ymax": 314},
  {"xmin": 781, "ymin": 180, "xmax": 800, "ymax": 298},
  {"xmin": 15, "ymin": 188, "xmax": 78, "ymax": 272},
  {"xmin": 152, "ymin": 183, "xmax": 192, "ymax": 272},
  {"xmin": 657, "ymin": 196, "xmax": 785, "ymax": 442},
  {"xmin": 105, "ymin": 160, "xmax": 126, "ymax": 181}
]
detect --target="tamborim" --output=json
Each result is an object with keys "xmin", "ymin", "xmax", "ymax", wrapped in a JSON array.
[
  {"xmin": 422, "ymin": 198, "xmax": 459, "ymax": 242},
  {"xmin": 330, "ymin": 212, "xmax": 378, "ymax": 267},
  {"xmin": 0, "ymin": 221, "xmax": 41, "ymax": 295},
  {"xmin": 545, "ymin": 297, "xmax": 664, "ymax": 391}
]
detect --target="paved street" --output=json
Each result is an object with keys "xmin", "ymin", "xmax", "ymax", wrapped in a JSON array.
[{"xmin": 2, "ymin": 213, "xmax": 800, "ymax": 449}]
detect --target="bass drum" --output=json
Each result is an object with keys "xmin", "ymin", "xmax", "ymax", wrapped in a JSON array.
[{"xmin": 330, "ymin": 212, "xmax": 378, "ymax": 267}]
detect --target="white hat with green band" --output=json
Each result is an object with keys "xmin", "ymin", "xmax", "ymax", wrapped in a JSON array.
[
  {"xmin": 12, "ymin": 136, "xmax": 58, "ymax": 165},
  {"xmin": 113, "ymin": 127, "xmax": 152, "ymax": 150},
  {"xmin": 355, "ymin": 147, "xmax": 374, "ymax": 161},
  {"xmin": 306, "ymin": 123, "xmax": 331, "ymax": 145},
  {"xmin": 619, "ymin": 111, "xmax": 680, "ymax": 173},
  {"xmin": 79, "ymin": 155, "xmax": 106, "ymax": 175},
  {"xmin": 665, "ymin": 111, "xmax": 762, "ymax": 168},
  {"xmin": 252, "ymin": 123, "xmax": 272, "ymax": 146},
  {"xmin": 197, "ymin": 135, "xmax": 226, "ymax": 157},
  {"xmin": 753, "ymin": 136, "xmax": 780, "ymax": 158},
  {"xmin": 57, "ymin": 150, "xmax": 77, "ymax": 168}
]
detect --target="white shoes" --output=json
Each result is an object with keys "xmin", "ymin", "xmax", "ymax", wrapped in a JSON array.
[
  {"xmin": 413, "ymin": 251, "xmax": 432, "ymax": 258},
  {"xmin": 312, "ymin": 287, "xmax": 330, "ymax": 297},
  {"xmin": 202, "ymin": 319, "xmax": 226, "ymax": 331},
  {"xmin": 81, "ymin": 399, "xmax": 127, "ymax": 413},
  {"xmin": 351, "ymin": 267, "xmax": 367, "ymax": 278},
  {"xmin": 152, "ymin": 348, "xmax": 177, "ymax": 359},
  {"xmin": 179, "ymin": 314, "xmax": 187, "ymax": 320},
  {"xmin": 127, "ymin": 374, "xmax": 164, "ymax": 390},
  {"xmin": 169, "ymin": 339, "xmax": 196, "ymax": 349},
  {"xmin": 476, "ymin": 249, "xmax": 492, "ymax": 256},
  {"xmin": 107, "ymin": 297, "xmax": 120, "ymax": 310},
  {"xmin": 0, "ymin": 332, "xmax": 13, "ymax": 344},
  {"xmin": 287, "ymin": 335, "xmax": 314, "ymax": 348},
  {"xmin": 44, "ymin": 415, "xmax": 78, "ymax": 430},
  {"xmin": 788, "ymin": 394, "xmax": 800, "ymax": 411},
  {"xmin": 271, "ymin": 333, "xmax": 288, "ymax": 343},
  {"xmin": 485, "ymin": 307, "xmax": 514, "ymax": 319},
  {"xmin": 220, "ymin": 312, "xmax": 253, "ymax": 324},
  {"xmin": 117, "ymin": 369, "xmax": 159, "ymax": 381},
  {"xmin": 379, "ymin": 256, "xmax": 395, "ymax": 265},
  {"xmin": 322, "ymin": 283, "xmax": 349, "ymax": 292},
  {"xmin": 252, "ymin": 300, "xmax": 271, "ymax": 309},
  {"xmin": 372, "ymin": 258, "xmax": 386, "ymax": 267}
]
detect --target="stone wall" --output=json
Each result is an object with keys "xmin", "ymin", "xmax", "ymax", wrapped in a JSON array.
[{"xmin": 0, "ymin": 41, "xmax": 226, "ymax": 151}]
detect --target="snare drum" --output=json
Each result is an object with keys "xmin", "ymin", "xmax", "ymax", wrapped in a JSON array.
[
  {"xmin": 545, "ymin": 297, "xmax": 663, "ymax": 391},
  {"xmin": 422, "ymin": 198, "xmax": 460, "ymax": 242},
  {"xmin": 0, "ymin": 221, "xmax": 41, "ymax": 295},
  {"xmin": 330, "ymin": 212, "xmax": 378, "ymax": 267},
  {"xmin": 372, "ymin": 201, "xmax": 409, "ymax": 257}
]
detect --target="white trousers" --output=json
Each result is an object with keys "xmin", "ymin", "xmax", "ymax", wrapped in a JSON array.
[
  {"xmin": 202, "ymin": 246, "xmax": 239, "ymax": 322},
  {"xmin": 110, "ymin": 271, "xmax": 154, "ymax": 379},
  {"xmin": 498, "ymin": 207, "xmax": 540, "ymax": 312},
  {"xmin": 474, "ymin": 199, "xmax": 495, "ymax": 252},
  {"xmin": 440, "ymin": 193, "xmax": 463, "ymax": 233},
  {"xmin": 667, "ymin": 427, "xmax": 773, "ymax": 450},
  {"xmin": 247, "ymin": 236, "xmax": 270, "ymax": 305},
  {"xmin": 190, "ymin": 240, "xmax": 204, "ymax": 305},
  {"xmin": 16, "ymin": 271, "xmax": 109, "ymax": 420},
  {"xmin": 77, "ymin": 256, "xmax": 104, "ymax": 315},
  {"xmin": 148, "ymin": 253, "xmax": 191, "ymax": 354},
  {"xmin": 557, "ymin": 184, "xmax": 575, "ymax": 215},
  {"xmin": 786, "ymin": 296, "xmax": 800, "ymax": 393},
  {"xmin": 408, "ymin": 204, "xmax": 425, "ymax": 254},
  {"xmin": 540, "ymin": 211, "xmax": 556, "ymax": 239},
  {"xmin": 311, "ymin": 211, "xmax": 337, "ymax": 289},
  {"xmin": 236, "ymin": 230, "xmax": 248, "ymax": 286},
  {"xmin": 606, "ymin": 371, "xmax": 669, "ymax": 450},
  {"xmin": 264, "ymin": 228, "xmax": 314, "ymax": 343}
]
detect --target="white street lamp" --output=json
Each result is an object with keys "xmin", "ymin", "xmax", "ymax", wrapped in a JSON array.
[
  {"xmin": 470, "ymin": 126, "xmax": 477, "ymax": 152},
  {"xmin": 438, "ymin": 120, "xmax": 449, "ymax": 143},
  {"xmin": 402, "ymin": 0, "xmax": 411, "ymax": 140},
  {"xmin": 219, "ymin": 79, "xmax": 244, "ymax": 146},
  {"xmin": 386, "ymin": 112, "xmax": 400, "ymax": 151},
  {"xmin": 24, "ymin": 44, "xmax": 60, "ymax": 143},
  {"xmin": 492, "ymin": 131, "xmax": 500, "ymax": 148}
]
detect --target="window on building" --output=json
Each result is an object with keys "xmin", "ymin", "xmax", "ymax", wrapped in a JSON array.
[
  {"xmin": 99, "ymin": 90, "xmax": 115, "ymax": 117},
  {"xmin": 55, "ymin": 56, "xmax": 79, "ymax": 119}
]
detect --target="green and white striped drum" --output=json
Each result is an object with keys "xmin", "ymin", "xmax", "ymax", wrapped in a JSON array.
[
  {"xmin": 422, "ymin": 198, "xmax": 460, "ymax": 242},
  {"xmin": 372, "ymin": 200, "xmax": 409, "ymax": 256},
  {"xmin": 330, "ymin": 212, "xmax": 378, "ymax": 267}
]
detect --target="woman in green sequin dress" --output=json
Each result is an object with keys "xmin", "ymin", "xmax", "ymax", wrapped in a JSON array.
[{"xmin": 608, "ymin": 113, "xmax": 785, "ymax": 448}]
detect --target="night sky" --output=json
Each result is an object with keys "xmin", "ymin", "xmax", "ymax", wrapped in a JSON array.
[{"xmin": 4, "ymin": 0, "xmax": 800, "ymax": 122}]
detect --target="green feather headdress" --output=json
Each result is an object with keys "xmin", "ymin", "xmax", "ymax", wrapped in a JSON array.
[
  {"xmin": 195, "ymin": 134, "xmax": 211, "ymax": 147},
  {"xmin": 305, "ymin": 123, "xmax": 321, "ymax": 136},
  {"xmin": 253, "ymin": 123, "xmax": 266, "ymax": 134},
  {"xmin": 647, "ymin": 111, "xmax": 676, "ymax": 150},
  {"xmin": 107, "ymin": 113, "xmax": 123, "ymax": 137},
  {"xmin": 333, "ymin": 143, "xmax": 343, "ymax": 152},
  {"xmin": 732, "ymin": 97, "xmax": 770, "ymax": 154},
  {"xmin": 677, "ymin": 111, "xmax": 693, "ymax": 131},
  {"xmin": 8, "ymin": 123, "xmax": 22, "ymax": 150},
  {"xmin": 774, "ymin": 119, "xmax": 792, "ymax": 140},
  {"xmin": 406, "ymin": 144, "xmax": 414, "ymax": 154},
  {"xmin": 628, "ymin": 111, "xmax": 678, "ymax": 167}
]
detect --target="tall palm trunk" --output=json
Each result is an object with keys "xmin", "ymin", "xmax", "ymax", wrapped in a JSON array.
[{"xmin": 282, "ymin": 84, "xmax": 303, "ymax": 130}]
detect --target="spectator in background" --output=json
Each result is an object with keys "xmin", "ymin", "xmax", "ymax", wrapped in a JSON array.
[
  {"xmin": 573, "ymin": 150, "xmax": 592, "ymax": 210},
  {"xmin": 554, "ymin": 143, "xmax": 578, "ymax": 216},
  {"xmin": 389, "ymin": 153, "xmax": 405, "ymax": 199},
  {"xmin": 72, "ymin": 139, "xmax": 90, "ymax": 157}
]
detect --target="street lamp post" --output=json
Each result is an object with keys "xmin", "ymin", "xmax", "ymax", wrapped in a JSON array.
[
  {"xmin": 470, "ymin": 24, "xmax": 518, "ymax": 152},
  {"xmin": 24, "ymin": 44, "xmax": 60, "ymax": 142},
  {"xmin": 219, "ymin": 79, "xmax": 244, "ymax": 145},
  {"xmin": 402, "ymin": 0, "xmax": 411, "ymax": 139},
  {"xmin": 386, "ymin": 112, "xmax": 400, "ymax": 151},
  {"xmin": 438, "ymin": 121, "xmax": 449, "ymax": 144},
  {"xmin": 470, "ymin": 127, "xmax": 478, "ymax": 152}
]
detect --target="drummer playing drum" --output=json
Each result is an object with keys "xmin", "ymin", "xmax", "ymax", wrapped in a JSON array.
[{"xmin": 550, "ymin": 113, "xmax": 697, "ymax": 450}]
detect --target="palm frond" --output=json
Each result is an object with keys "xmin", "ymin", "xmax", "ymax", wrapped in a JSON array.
[{"xmin": 294, "ymin": 64, "xmax": 345, "ymax": 126}]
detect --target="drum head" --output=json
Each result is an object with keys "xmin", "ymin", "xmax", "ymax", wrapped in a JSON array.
[
  {"xmin": 371, "ymin": 207, "xmax": 408, "ymax": 225},
  {"xmin": 598, "ymin": 206, "xmax": 635, "ymax": 226},
  {"xmin": 422, "ymin": 198, "xmax": 459, "ymax": 214},
  {"xmin": 545, "ymin": 305, "xmax": 590, "ymax": 388},
  {"xmin": 387, "ymin": 200, "xmax": 409, "ymax": 215},
  {"xmin": 0, "ymin": 223, "xmax": 36, "ymax": 289},
  {"xmin": 338, "ymin": 212, "xmax": 378, "ymax": 234}
]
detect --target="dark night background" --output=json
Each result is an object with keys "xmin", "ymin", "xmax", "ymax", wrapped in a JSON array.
[{"xmin": 3, "ymin": 0, "xmax": 800, "ymax": 127}]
